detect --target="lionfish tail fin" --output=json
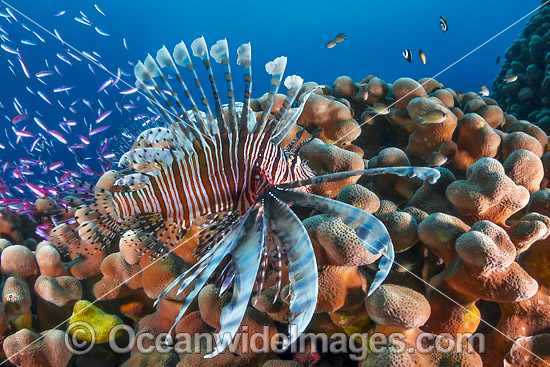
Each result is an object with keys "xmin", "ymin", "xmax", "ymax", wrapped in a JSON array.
[{"xmin": 271, "ymin": 187, "xmax": 394, "ymax": 296}]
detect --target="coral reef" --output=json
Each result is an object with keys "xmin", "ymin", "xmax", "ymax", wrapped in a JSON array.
[
  {"xmin": 492, "ymin": 4, "xmax": 550, "ymax": 134},
  {"xmin": 5, "ymin": 13, "xmax": 550, "ymax": 364}
]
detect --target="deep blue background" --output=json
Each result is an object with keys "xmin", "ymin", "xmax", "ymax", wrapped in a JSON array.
[{"xmin": 0, "ymin": 0, "xmax": 541, "ymax": 192}]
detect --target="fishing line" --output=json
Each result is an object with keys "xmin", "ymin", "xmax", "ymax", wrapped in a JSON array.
[
  {"xmin": 333, "ymin": 0, "xmax": 550, "ymax": 145},
  {"xmin": 0, "ymin": 1, "xmax": 548, "ymax": 366},
  {"xmin": 0, "ymin": 0, "xmax": 212, "ymax": 144}
]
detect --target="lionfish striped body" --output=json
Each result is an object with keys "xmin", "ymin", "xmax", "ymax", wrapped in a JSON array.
[{"xmin": 81, "ymin": 36, "xmax": 441, "ymax": 357}]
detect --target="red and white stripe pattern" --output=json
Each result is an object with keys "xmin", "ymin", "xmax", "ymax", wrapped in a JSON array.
[{"xmin": 112, "ymin": 128, "xmax": 314, "ymax": 229}]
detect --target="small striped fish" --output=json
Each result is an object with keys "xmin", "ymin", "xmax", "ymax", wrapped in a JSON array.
[{"xmin": 76, "ymin": 37, "xmax": 441, "ymax": 357}]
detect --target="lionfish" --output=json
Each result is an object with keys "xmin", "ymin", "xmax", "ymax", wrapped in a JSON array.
[{"xmin": 79, "ymin": 37, "xmax": 440, "ymax": 357}]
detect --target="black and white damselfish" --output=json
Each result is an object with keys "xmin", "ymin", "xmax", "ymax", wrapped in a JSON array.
[{"xmin": 74, "ymin": 37, "xmax": 441, "ymax": 357}]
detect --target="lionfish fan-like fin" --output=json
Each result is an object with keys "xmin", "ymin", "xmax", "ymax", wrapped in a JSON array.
[
  {"xmin": 236, "ymin": 43, "xmax": 252, "ymax": 130},
  {"xmin": 269, "ymin": 75, "xmax": 303, "ymax": 126},
  {"xmin": 134, "ymin": 126, "xmax": 195, "ymax": 154},
  {"xmin": 265, "ymin": 193, "xmax": 318, "ymax": 345},
  {"xmin": 255, "ymin": 56, "xmax": 287, "ymax": 133},
  {"xmin": 278, "ymin": 166, "xmax": 441, "ymax": 190},
  {"xmin": 254, "ymin": 244, "xmax": 269, "ymax": 303},
  {"xmin": 266, "ymin": 229, "xmax": 284, "ymax": 302},
  {"xmin": 120, "ymin": 214, "xmax": 181, "ymax": 256},
  {"xmin": 143, "ymin": 54, "xmax": 196, "ymax": 128},
  {"xmin": 195, "ymin": 211, "xmax": 240, "ymax": 258},
  {"xmin": 210, "ymin": 39, "xmax": 238, "ymax": 131},
  {"xmin": 156, "ymin": 45, "xmax": 211, "ymax": 136},
  {"xmin": 134, "ymin": 76, "xmax": 176, "ymax": 126},
  {"xmin": 191, "ymin": 36, "xmax": 223, "ymax": 134},
  {"xmin": 270, "ymin": 86, "xmax": 323, "ymax": 146},
  {"xmin": 212, "ymin": 254, "xmax": 235, "ymax": 296},
  {"xmin": 207, "ymin": 206, "xmax": 265, "ymax": 358},
  {"xmin": 88, "ymin": 188, "xmax": 122, "ymax": 228},
  {"xmin": 154, "ymin": 256, "xmax": 208, "ymax": 307},
  {"xmin": 118, "ymin": 147, "xmax": 173, "ymax": 173},
  {"xmin": 166, "ymin": 207, "xmax": 255, "ymax": 334},
  {"xmin": 173, "ymin": 40, "xmax": 218, "ymax": 133},
  {"xmin": 114, "ymin": 173, "xmax": 151, "ymax": 188},
  {"xmin": 165, "ymin": 238, "xmax": 232, "ymax": 334},
  {"xmin": 135, "ymin": 61, "xmax": 184, "ymax": 125},
  {"xmin": 271, "ymin": 187, "xmax": 393, "ymax": 296}
]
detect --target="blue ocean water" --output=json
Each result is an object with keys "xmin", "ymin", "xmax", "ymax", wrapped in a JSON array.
[{"xmin": 0, "ymin": 0, "xmax": 540, "ymax": 195}]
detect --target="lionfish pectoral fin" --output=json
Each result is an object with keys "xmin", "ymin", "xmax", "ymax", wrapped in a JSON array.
[
  {"xmin": 123, "ymin": 214, "xmax": 186, "ymax": 255},
  {"xmin": 206, "ymin": 207, "xmax": 265, "ymax": 358},
  {"xmin": 166, "ymin": 238, "xmax": 232, "ymax": 335},
  {"xmin": 165, "ymin": 207, "xmax": 254, "ymax": 334},
  {"xmin": 118, "ymin": 147, "xmax": 174, "ymax": 173},
  {"xmin": 271, "ymin": 187, "xmax": 394, "ymax": 297},
  {"xmin": 194, "ymin": 211, "xmax": 240, "ymax": 258},
  {"xmin": 84, "ymin": 188, "xmax": 122, "ymax": 246},
  {"xmin": 114, "ymin": 172, "xmax": 151, "ymax": 187},
  {"xmin": 278, "ymin": 166, "xmax": 442, "ymax": 190},
  {"xmin": 368, "ymin": 239, "xmax": 394, "ymax": 296},
  {"xmin": 265, "ymin": 194, "xmax": 318, "ymax": 345}
]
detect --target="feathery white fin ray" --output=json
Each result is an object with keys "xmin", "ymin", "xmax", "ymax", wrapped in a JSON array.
[
  {"xmin": 118, "ymin": 147, "xmax": 173, "ymax": 173},
  {"xmin": 191, "ymin": 37, "xmax": 223, "ymax": 134},
  {"xmin": 173, "ymin": 41, "xmax": 217, "ymax": 132},
  {"xmin": 279, "ymin": 166, "xmax": 442, "ymax": 189},
  {"xmin": 207, "ymin": 205, "xmax": 265, "ymax": 358},
  {"xmin": 257, "ymin": 56, "xmax": 287, "ymax": 132},
  {"xmin": 210, "ymin": 39, "xmax": 238, "ymax": 131},
  {"xmin": 144, "ymin": 54, "xmax": 197, "ymax": 129},
  {"xmin": 265, "ymin": 193, "xmax": 318, "ymax": 344},
  {"xmin": 135, "ymin": 61, "xmax": 184, "ymax": 124},
  {"xmin": 164, "ymin": 209, "xmax": 252, "ymax": 335},
  {"xmin": 236, "ymin": 42, "xmax": 252, "ymax": 130},
  {"xmin": 135, "ymin": 77, "xmax": 176, "ymax": 125},
  {"xmin": 166, "ymin": 236, "xmax": 233, "ymax": 335},
  {"xmin": 270, "ymin": 85, "xmax": 322, "ymax": 145},
  {"xmin": 271, "ymin": 187, "xmax": 394, "ymax": 296},
  {"xmin": 272, "ymin": 75, "xmax": 303, "ymax": 123},
  {"xmin": 156, "ymin": 45, "xmax": 210, "ymax": 134}
]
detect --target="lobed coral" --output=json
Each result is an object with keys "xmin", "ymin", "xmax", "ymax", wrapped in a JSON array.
[{"xmin": 4, "ymin": 13, "xmax": 550, "ymax": 365}]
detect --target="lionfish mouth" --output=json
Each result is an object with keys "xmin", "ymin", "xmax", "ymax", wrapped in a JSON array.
[{"xmin": 61, "ymin": 35, "xmax": 441, "ymax": 358}]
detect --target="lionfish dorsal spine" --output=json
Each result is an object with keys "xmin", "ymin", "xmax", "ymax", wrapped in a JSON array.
[
  {"xmin": 236, "ymin": 42, "xmax": 252, "ymax": 131},
  {"xmin": 191, "ymin": 36, "xmax": 225, "ymax": 135},
  {"xmin": 175, "ymin": 40, "xmax": 218, "ymax": 134},
  {"xmin": 256, "ymin": 56, "xmax": 287, "ymax": 133},
  {"xmin": 210, "ymin": 38, "xmax": 238, "ymax": 132},
  {"xmin": 134, "ymin": 61, "xmax": 185, "ymax": 124},
  {"xmin": 156, "ymin": 45, "xmax": 210, "ymax": 134},
  {"xmin": 144, "ymin": 53, "xmax": 193, "ymax": 126}
]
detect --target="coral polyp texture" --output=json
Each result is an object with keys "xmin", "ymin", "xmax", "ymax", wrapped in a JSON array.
[{"xmin": 5, "ymin": 11, "xmax": 550, "ymax": 367}]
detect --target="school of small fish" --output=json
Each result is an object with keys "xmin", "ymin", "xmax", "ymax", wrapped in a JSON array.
[{"xmin": 0, "ymin": 3, "xmax": 148, "ymax": 225}]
